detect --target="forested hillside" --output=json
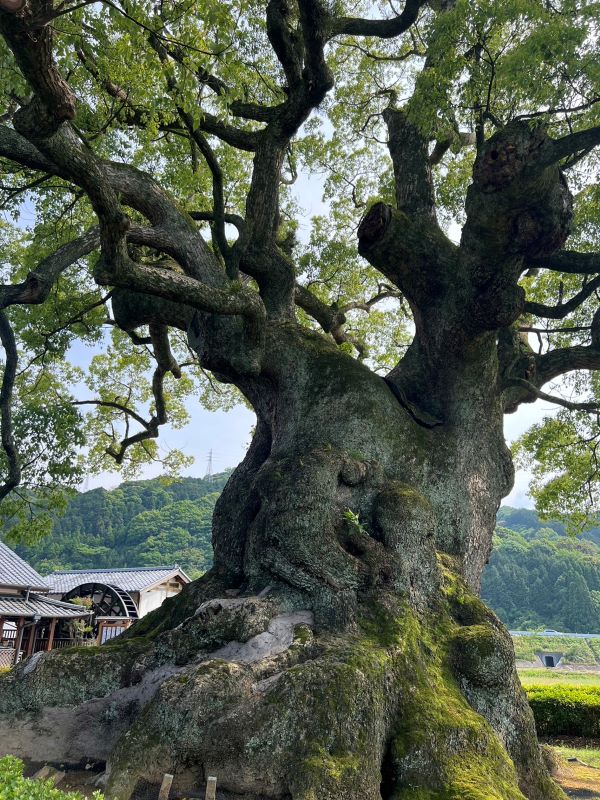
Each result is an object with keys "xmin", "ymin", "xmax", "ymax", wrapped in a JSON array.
[
  {"xmin": 482, "ymin": 507, "xmax": 600, "ymax": 633},
  {"xmin": 3, "ymin": 472, "xmax": 231, "ymax": 578}
]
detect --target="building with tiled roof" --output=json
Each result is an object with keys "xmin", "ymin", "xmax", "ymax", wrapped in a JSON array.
[
  {"xmin": 45, "ymin": 565, "xmax": 191, "ymax": 643},
  {"xmin": 0, "ymin": 540, "xmax": 49, "ymax": 592},
  {"xmin": 45, "ymin": 566, "xmax": 190, "ymax": 596},
  {"xmin": 0, "ymin": 541, "xmax": 90, "ymax": 667}
]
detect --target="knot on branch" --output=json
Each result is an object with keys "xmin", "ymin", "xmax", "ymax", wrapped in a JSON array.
[
  {"xmin": 474, "ymin": 122, "xmax": 547, "ymax": 192},
  {"xmin": 513, "ymin": 176, "xmax": 572, "ymax": 257},
  {"xmin": 465, "ymin": 121, "xmax": 573, "ymax": 261},
  {"xmin": 93, "ymin": 255, "xmax": 117, "ymax": 286},
  {"xmin": 357, "ymin": 202, "xmax": 392, "ymax": 251},
  {"xmin": 14, "ymin": 92, "xmax": 75, "ymax": 141}
]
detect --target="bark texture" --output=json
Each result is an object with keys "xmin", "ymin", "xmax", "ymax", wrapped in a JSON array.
[
  {"xmin": 0, "ymin": 304, "xmax": 565, "ymax": 799},
  {"xmin": 0, "ymin": 1, "xmax": 592, "ymax": 796}
]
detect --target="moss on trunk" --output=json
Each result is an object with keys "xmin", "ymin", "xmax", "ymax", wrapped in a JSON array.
[
  {"xmin": 0, "ymin": 566, "xmax": 564, "ymax": 800},
  {"xmin": 0, "ymin": 329, "xmax": 564, "ymax": 799}
]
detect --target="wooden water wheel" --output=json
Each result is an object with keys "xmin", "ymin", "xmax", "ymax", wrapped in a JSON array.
[{"xmin": 62, "ymin": 582, "xmax": 139, "ymax": 637}]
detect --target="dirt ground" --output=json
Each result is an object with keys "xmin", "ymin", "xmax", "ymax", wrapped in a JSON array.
[
  {"xmin": 543, "ymin": 738, "xmax": 600, "ymax": 799},
  {"xmin": 553, "ymin": 760, "xmax": 600, "ymax": 798}
]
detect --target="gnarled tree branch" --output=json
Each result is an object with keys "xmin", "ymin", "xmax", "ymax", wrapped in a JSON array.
[
  {"xmin": 331, "ymin": 0, "xmax": 426, "ymax": 39},
  {"xmin": 526, "ymin": 250, "xmax": 600, "ymax": 276},
  {"xmin": 505, "ymin": 375, "xmax": 600, "ymax": 413},
  {"xmin": 525, "ymin": 275, "xmax": 600, "ymax": 320},
  {"xmin": 0, "ymin": 311, "xmax": 20, "ymax": 501}
]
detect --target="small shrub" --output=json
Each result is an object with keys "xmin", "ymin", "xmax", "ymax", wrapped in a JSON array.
[
  {"xmin": 0, "ymin": 755, "xmax": 104, "ymax": 800},
  {"xmin": 525, "ymin": 685, "xmax": 600, "ymax": 737}
]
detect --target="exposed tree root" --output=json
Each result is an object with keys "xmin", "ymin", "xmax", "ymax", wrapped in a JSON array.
[{"xmin": 0, "ymin": 566, "xmax": 564, "ymax": 800}]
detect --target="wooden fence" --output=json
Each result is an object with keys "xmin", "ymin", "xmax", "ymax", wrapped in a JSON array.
[{"xmin": 31, "ymin": 767, "xmax": 220, "ymax": 799}]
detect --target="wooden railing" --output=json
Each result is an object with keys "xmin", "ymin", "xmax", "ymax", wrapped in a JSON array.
[
  {"xmin": 32, "ymin": 637, "xmax": 95, "ymax": 653},
  {"xmin": 0, "ymin": 629, "xmax": 16, "ymax": 647}
]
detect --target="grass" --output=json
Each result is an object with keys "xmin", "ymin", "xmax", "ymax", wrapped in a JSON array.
[
  {"xmin": 519, "ymin": 669, "xmax": 600, "ymax": 687},
  {"xmin": 552, "ymin": 744, "xmax": 600, "ymax": 768}
]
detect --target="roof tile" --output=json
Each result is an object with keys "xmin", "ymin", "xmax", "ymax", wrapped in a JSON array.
[
  {"xmin": 0, "ymin": 593, "xmax": 90, "ymax": 619},
  {"xmin": 45, "ymin": 566, "xmax": 190, "ymax": 594},
  {"xmin": 0, "ymin": 541, "xmax": 48, "ymax": 591}
]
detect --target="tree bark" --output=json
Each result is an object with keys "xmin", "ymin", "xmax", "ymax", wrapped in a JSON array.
[
  {"xmin": 0, "ymin": 18, "xmax": 578, "ymax": 798},
  {"xmin": 0, "ymin": 317, "xmax": 563, "ymax": 800}
]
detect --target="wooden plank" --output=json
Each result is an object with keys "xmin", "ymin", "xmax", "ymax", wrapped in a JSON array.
[
  {"xmin": 32, "ymin": 765, "xmax": 53, "ymax": 781},
  {"xmin": 13, "ymin": 618, "xmax": 24, "ymax": 665},
  {"xmin": 158, "ymin": 772, "xmax": 174, "ymax": 800},
  {"xmin": 205, "ymin": 775, "xmax": 217, "ymax": 800},
  {"xmin": 50, "ymin": 770, "xmax": 66, "ymax": 785},
  {"xmin": 25, "ymin": 620, "xmax": 36, "ymax": 657},
  {"xmin": 46, "ymin": 618, "xmax": 57, "ymax": 652},
  {"xmin": 32, "ymin": 765, "xmax": 65, "ymax": 785}
]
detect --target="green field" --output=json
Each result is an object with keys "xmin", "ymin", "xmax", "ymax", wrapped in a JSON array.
[{"xmin": 519, "ymin": 669, "xmax": 600, "ymax": 687}]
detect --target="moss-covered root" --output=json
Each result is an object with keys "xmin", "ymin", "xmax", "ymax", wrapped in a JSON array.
[
  {"xmin": 444, "ymin": 564, "xmax": 565, "ymax": 800},
  {"xmin": 104, "ymin": 597, "xmax": 562, "ymax": 800},
  {"xmin": 0, "ymin": 637, "xmax": 153, "ymax": 717},
  {"xmin": 105, "ymin": 640, "xmax": 394, "ymax": 800}
]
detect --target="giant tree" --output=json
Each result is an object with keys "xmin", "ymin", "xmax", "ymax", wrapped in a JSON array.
[{"xmin": 0, "ymin": 0, "xmax": 598, "ymax": 797}]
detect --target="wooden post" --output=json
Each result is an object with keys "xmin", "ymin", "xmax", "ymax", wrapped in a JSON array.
[
  {"xmin": 32, "ymin": 765, "xmax": 53, "ymax": 781},
  {"xmin": 13, "ymin": 617, "xmax": 24, "ymax": 665},
  {"xmin": 32, "ymin": 765, "xmax": 65, "ymax": 785},
  {"xmin": 158, "ymin": 773, "xmax": 173, "ymax": 800},
  {"xmin": 26, "ymin": 620, "xmax": 36, "ymax": 657},
  {"xmin": 0, "ymin": 616, "xmax": 4, "ymax": 642},
  {"xmin": 206, "ymin": 776, "xmax": 217, "ymax": 800},
  {"xmin": 46, "ymin": 618, "xmax": 57, "ymax": 652}
]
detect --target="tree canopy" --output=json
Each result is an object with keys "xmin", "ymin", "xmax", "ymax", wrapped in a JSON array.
[
  {"xmin": 483, "ymin": 506, "xmax": 600, "ymax": 633},
  {"xmin": 0, "ymin": 0, "xmax": 599, "ymax": 533}
]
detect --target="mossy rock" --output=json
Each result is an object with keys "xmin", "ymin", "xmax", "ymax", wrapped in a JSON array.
[{"xmin": 0, "ymin": 640, "xmax": 153, "ymax": 715}]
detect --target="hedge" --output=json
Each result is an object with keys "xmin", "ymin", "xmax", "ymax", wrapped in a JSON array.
[
  {"xmin": 0, "ymin": 756, "xmax": 103, "ymax": 800},
  {"xmin": 524, "ymin": 684, "xmax": 600, "ymax": 737}
]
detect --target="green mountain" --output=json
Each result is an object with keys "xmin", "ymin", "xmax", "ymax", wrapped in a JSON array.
[
  {"xmin": 482, "ymin": 507, "xmax": 600, "ymax": 633},
  {"xmin": 6, "ymin": 472, "xmax": 231, "ymax": 579}
]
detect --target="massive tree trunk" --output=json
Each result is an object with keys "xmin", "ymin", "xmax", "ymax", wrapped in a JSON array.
[
  {"xmin": 0, "ymin": 1, "xmax": 589, "ymax": 795},
  {"xmin": 0, "ymin": 325, "xmax": 560, "ymax": 799}
]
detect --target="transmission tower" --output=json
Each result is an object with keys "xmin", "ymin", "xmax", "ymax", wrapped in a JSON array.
[{"xmin": 204, "ymin": 450, "xmax": 214, "ymax": 482}]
